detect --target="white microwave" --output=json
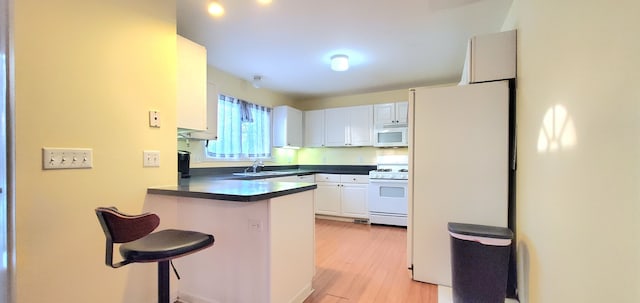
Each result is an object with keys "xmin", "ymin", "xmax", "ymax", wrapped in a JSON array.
[{"xmin": 373, "ymin": 125, "xmax": 408, "ymax": 147}]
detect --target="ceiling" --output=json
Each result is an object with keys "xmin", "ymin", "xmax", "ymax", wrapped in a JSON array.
[{"xmin": 177, "ymin": 0, "xmax": 513, "ymax": 99}]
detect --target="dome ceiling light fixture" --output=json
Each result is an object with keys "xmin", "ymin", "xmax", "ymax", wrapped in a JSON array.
[{"xmin": 330, "ymin": 54, "xmax": 349, "ymax": 72}]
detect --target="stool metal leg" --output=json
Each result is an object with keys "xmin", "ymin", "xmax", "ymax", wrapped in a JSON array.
[{"xmin": 158, "ymin": 260, "xmax": 170, "ymax": 303}]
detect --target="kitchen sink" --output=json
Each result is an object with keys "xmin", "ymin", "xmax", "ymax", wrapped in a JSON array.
[{"xmin": 232, "ymin": 171, "xmax": 291, "ymax": 177}]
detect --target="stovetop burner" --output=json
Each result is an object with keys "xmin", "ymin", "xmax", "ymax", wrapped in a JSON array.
[
  {"xmin": 376, "ymin": 168, "xmax": 392, "ymax": 172},
  {"xmin": 399, "ymin": 168, "xmax": 408, "ymax": 172}
]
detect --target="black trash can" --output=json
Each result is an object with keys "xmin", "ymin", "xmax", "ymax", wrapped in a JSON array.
[{"xmin": 448, "ymin": 222, "xmax": 513, "ymax": 303}]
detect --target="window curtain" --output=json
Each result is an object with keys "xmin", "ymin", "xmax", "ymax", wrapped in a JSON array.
[
  {"xmin": 242, "ymin": 102, "xmax": 271, "ymax": 158},
  {"xmin": 207, "ymin": 95, "xmax": 242, "ymax": 158},
  {"xmin": 206, "ymin": 95, "xmax": 271, "ymax": 159}
]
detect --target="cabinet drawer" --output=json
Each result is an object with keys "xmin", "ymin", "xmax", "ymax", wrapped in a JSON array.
[
  {"xmin": 295, "ymin": 175, "xmax": 315, "ymax": 183},
  {"xmin": 340, "ymin": 175, "xmax": 369, "ymax": 184},
  {"xmin": 315, "ymin": 174, "xmax": 341, "ymax": 183}
]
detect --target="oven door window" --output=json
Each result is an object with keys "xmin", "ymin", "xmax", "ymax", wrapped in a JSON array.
[{"xmin": 379, "ymin": 186, "xmax": 406, "ymax": 198}]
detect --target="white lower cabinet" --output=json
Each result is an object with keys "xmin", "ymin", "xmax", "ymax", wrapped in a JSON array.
[{"xmin": 315, "ymin": 174, "xmax": 369, "ymax": 219}]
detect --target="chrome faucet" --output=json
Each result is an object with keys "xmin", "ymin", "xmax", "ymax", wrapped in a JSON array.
[{"xmin": 244, "ymin": 159, "xmax": 264, "ymax": 173}]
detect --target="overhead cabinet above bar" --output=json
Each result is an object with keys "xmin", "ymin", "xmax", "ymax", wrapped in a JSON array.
[{"xmin": 177, "ymin": 35, "xmax": 208, "ymax": 132}]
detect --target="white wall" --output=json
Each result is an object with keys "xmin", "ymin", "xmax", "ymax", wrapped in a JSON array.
[{"xmin": 504, "ymin": 1, "xmax": 640, "ymax": 302}]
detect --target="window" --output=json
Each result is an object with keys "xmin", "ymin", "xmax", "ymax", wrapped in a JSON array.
[{"xmin": 205, "ymin": 94, "xmax": 272, "ymax": 159}]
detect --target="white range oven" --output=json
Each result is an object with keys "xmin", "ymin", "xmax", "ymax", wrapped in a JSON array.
[{"xmin": 368, "ymin": 156, "xmax": 409, "ymax": 227}]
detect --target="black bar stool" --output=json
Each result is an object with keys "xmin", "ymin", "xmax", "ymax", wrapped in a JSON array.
[{"xmin": 95, "ymin": 207, "xmax": 214, "ymax": 303}]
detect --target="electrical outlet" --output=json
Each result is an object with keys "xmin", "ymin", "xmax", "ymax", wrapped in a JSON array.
[
  {"xmin": 42, "ymin": 148, "xmax": 93, "ymax": 170},
  {"xmin": 143, "ymin": 150, "xmax": 160, "ymax": 167},
  {"xmin": 248, "ymin": 219, "xmax": 263, "ymax": 232}
]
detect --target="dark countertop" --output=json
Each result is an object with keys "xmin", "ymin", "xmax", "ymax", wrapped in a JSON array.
[
  {"xmin": 186, "ymin": 165, "xmax": 376, "ymax": 181},
  {"xmin": 148, "ymin": 165, "xmax": 373, "ymax": 202},
  {"xmin": 148, "ymin": 180, "xmax": 317, "ymax": 202}
]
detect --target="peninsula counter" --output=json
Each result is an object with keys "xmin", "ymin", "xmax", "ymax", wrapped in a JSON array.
[{"xmin": 147, "ymin": 180, "xmax": 317, "ymax": 303}]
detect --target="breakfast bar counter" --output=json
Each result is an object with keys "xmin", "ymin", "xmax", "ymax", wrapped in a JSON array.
[
  {"xmin": 148, "ymin": 179, "xmax": 317, "ymax": 201},
  {"xmin": 146, "ymin": 179, "xmax": 316, "ymax": 303}
]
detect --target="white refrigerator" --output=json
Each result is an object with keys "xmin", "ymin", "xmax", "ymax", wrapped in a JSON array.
[{"xmin": 408, "ymin": 80, "xmax": 512, "ymax": 286}]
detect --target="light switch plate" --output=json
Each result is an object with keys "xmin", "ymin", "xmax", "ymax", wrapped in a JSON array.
[
  {"xmin": 143, "ymin": 150, "xmax": 160, "ymax": 167},
  {"xmin": 43, "ymin": 147, "xmax": 93, "ymax": 170}
]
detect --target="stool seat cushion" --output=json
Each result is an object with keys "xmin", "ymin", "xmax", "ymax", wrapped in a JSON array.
[{"xmin": 120, "ymin": 229, "xmax": 214, "ymax": 263}]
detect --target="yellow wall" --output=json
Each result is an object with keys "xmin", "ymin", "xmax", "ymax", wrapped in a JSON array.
[
  {"xmin": 14, "ymin": 0, "xmax": 177, "ymax": 302},
  {"xmin": 180, "ymin": 66, "xmax": 298, "ymax": 167},
  {"xmin": 505, "ymin": 1, "xmax": 640, "ymax": 302},
  {"xmin": 296, "ymin": 88, "xmax": 408, "ymax": 110}
]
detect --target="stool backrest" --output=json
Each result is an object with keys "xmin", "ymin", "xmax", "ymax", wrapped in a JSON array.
[{"xmin": 95, "ymin": 207, "xmax": 160, "ymax": 267}]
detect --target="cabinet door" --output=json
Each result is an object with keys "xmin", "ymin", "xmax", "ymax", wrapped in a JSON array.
[
  {"xmin": 287, "ymin": 107, "xmax": 303, "ymax": 147},
  {"xmin": 315, "ymin": 182, "xmax": 341, "ymax": 216},
  {"xmin": 340, "ymin": 183, "xmax": 368, "ymax": 218},
  {"xmin": 395, "ymin": 102, "xmax": 409, "ymax": 124},
  {"xmin": 469, "ymin": 30, "xmax": 516, "ymax": 83},
  {"xmin": 374, "ymin": 103, "xmax": 395, "ymax": 125},
  {"xmin": 324, "ymin": 108, "xmax": 349, "ymax": 147},
  {"xmin": 304, "ymin": 110, "xmax": 325, "ymax": 147},
  {"xmin": 348, "ymin": 105, "xmax": 373, "ymax": 146},
  {"xmin": 188, "ymin": 82, "xmax": 218, "ymax": 140},
  {"xmin": 177, "ymin": 35, "xmax": 207, "ymax": 131},
  {"xmin": 273, "ymin": 106, "xmax": 303, "ymax": 148}
]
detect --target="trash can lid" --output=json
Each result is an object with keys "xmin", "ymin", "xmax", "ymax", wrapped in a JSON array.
[{"xmin": 448, "ymin": 222, "xmax": 513, "ymax": 240}]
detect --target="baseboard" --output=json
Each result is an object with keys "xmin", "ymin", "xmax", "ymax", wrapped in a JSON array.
[
  {"xmin": 437, "ymin": 285, "xmax": 519, "ymax": 303},
  {"xmin": 288, "ymin": 283, "xmax": 314, "ymax": 303},
  {"xmin": 315, "ymin": 214, "xmax": 367, "ymax": 223},
  {"xmin": 177, "ymin": 285, "xmax": 313, "ymax": 303},
  {"xmin": 176, "ymin": 291, "xmax": 219, "ymax": 303}
]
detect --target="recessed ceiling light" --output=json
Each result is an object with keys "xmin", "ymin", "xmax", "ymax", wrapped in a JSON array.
[
  {"xmin": 330, "ymin": 55, "xmax": 349, "ymax": 72},
  {"xmin": 257, "ymin": 0, "xmax": 272, "ymax": 5},
  {"xmin": 208, "ymin": 1, "xmax": 224, "ymax": 17}
]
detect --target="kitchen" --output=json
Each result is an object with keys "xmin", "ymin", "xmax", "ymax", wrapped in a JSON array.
[
  {"xmin": 165, "ymin": 20, "xmax": 516, "ymax": 301},
  {"xmin": 4, "ymin": 1, "xmax": 639, "ymax": 303}
]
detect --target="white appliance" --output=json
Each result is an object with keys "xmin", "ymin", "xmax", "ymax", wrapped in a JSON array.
[
  {"xmin": 373, "ymin": 125, "xmax": 408, "ymax": 147},
  {"xmin": 369, "ymin": 155, "xmax": 409, "ymax": 226},
  {"xmin": 409, "ymin": 80, "xmax": 513, "ymax": 287}
]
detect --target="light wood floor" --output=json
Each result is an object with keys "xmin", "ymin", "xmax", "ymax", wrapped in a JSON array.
[{"xmin": 304, "ymin": 219, "xmax": 437, "ymax": 303}]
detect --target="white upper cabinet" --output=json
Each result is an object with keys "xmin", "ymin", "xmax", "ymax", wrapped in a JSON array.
[
  {"xmin": 185, "ymin": 82, "xmax": 218, "ymax": 140},
  {"xmin": 374, "ymin": 101, "xmax": 408, "ymax": 126},
  {"xmin": 273, "ymin": 105, "xmax": 303, "ymax": 148},
  {"xmin": 396, "ymin": 102, "xmax": 409, "ymax": 124},
  {"xmin": 304, "ymin": 109, "xmax": 325, "ymax": 147},
  {"xmin": 348, "ymin": 105, "xmax": 374, "ymax": 146},
  {"xmin": 324, "ymin": 108, "xmax": 349, "ymax": 146},
  {"xmin": 177, "ymin": 35, "xmax": 207, "ymax": 131},
  {"xmin": 460, "ymin": 30, "xmax": 516, "ymax": 84},
  {"xmin": 325, "ymin": 105, "xmax": 373, "ymax": 147}
]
